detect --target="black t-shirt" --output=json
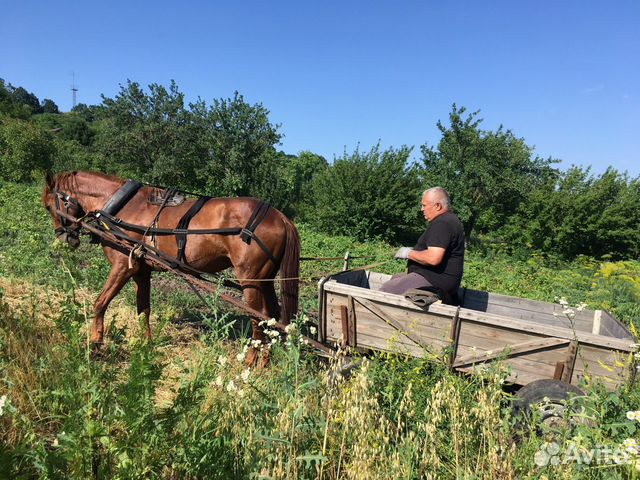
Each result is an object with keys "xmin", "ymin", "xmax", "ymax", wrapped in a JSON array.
[{"xmin": 407, "ymin": 211, "xmax": 465, "ymax": 294}]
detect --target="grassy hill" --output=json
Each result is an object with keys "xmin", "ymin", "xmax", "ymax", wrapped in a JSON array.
[{"xmin": 1, "ymin": 180, "xmax": 640, "ymax": 478}]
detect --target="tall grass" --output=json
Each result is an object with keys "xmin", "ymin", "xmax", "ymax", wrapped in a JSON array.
[{"xmin": 2, "ymin": 180, "xmax": 640, "ymax": 478}]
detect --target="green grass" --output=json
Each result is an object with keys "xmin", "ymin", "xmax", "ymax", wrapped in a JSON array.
[{"xmin": 2, "ymin": 180, "xmax": 640, "ymax": 479}]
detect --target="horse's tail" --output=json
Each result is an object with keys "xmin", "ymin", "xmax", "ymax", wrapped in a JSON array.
[{"xmin": 279, "ymin": 215, "xmax": 300, "ymax": 324}]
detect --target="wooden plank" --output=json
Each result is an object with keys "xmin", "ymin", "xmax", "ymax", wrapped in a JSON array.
[
  {"xmin": 554, "ymin": 362, "xmax": 564, "ymax": 380},
  {"xmin": 455, "ymin": 329, "xmax": 570, "ymax": 366},
  {"xmin": 461, "ymin": 300, "xmax": 593, "ymax": 332},
  {"xmin": 326, "ymin": 294, "xmax": 452, "ymax": 339},
  {"xmin": 592, "ymin": 310, "xmax": 602, "ymax": 335},
  {"xmin": 457, "ymin": 355, "xmax": 559, "ymax": 385},
  {"xmin": 353, "ymin": 297, "xmax": 433, "ymax": 350},
  {"xmin": 561, "ymin": 341, "xmax": 578, "ymax": 383},
  {"xmin": 348, "ymin": 295, "xmax": 357, "ymax": 347},
  {"xmin": 461, "ymin": 289, "xmax": 595, "ymax": 323},
  {"xmin": 448, "ymin": 307, "xmax": 462, "ymax": 367},
  {"xmin": 447, "ymin": 307, "xmax": 637, "ymax": 351},
  {"xmin": 354, "ymin": 331, "xmax": 442, "ymax": 358},
  {"xmin": 325, "ymin": 308, "xmax": 450, "ymax": 351},
  {"xmin": 457, "ymin": 364, "xmax": 550, "ymax": 387},
  {"xmin": 452, "ymin": 337, "xmax": 570, "ymax": 368},
  {"xmin": 339, "ymin": 305, "xmax": 349, "ymax": 348},
  {"xmin": 599, "ymin": 310, "xmax": 634, "ymax": 340}
]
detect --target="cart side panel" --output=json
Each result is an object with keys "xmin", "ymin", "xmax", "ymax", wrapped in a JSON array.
[
  {"xmin": 598, "ymin": 310, "xmax": 635, "ymax": 340},
  {"xmin": 454, "ymin": 318, "xmax": 572, "ymax": 386},
  {"xmin": 323, "ymin": 287, "xmax": 452, "ymax": 357},
  {"xmin": 572, "ymin": 345, "xmax": 633, "ymax": 389},
  {"xmin": 461, "ymin": 289, "xmax": 595, "ymax": 333}
]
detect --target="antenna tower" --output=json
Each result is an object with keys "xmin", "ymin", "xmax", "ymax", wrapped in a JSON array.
[{"xmin": 71, "ymin": 72, "xmax": 78, "ymax": 109}]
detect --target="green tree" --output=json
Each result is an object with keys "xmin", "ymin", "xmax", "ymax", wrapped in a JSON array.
[
  {"xmin": 420, "ymin": 104, "xmax": 558, "ymax": 241},
  {"xmin": 192, "ymin": 91, "xmax": 282, "ymax": 196},
  {"xmin": 41, "ymin": 99, "xmax": 59, "ymax": 114},
  {"xmin": 95, "ymin": 80, "xmax": 206, "ymax": 189},
  {"xmin": 0, "ymin": 79, "xmax": 32, "ymax": 119},
  {"xmin": 302, "ymin": 144, "xmax": 421, "ymax": 241},
  {"xmin": 502, "ymin": 167, "xmax": 640, "ymax": 259},
  {"xmin": 11, "ymin": 86, "xmax": 41, "ymax": 114},
  {"xmin": 0, "ymin": 117, "xmax": 55, "ymax": 182}
]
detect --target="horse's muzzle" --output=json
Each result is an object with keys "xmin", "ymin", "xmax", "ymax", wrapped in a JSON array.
[{"xmin": 58, "ymin": 231, "xmax": 81, "ymax": 249}]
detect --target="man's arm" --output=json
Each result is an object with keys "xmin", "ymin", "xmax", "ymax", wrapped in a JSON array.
[{"xmin": 408, "ymin": 247, "xmax": 445, "ymax": 266}]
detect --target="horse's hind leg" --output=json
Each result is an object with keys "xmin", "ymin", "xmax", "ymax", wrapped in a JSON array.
[
  {"xmin": 241, "ymin": 282, "xmax": 279, "ymax": 367},
  {"xmin": 92, "ymin": 261, "xmax": 136, "ymax": 344},
  {"xmin": 133, "ymin": 267, "xmax": 152, "ymax": 339}
]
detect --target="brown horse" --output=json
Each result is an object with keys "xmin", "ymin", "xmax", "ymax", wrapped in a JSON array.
[{"xmin": 42, "ymin": 171, "xmax": 299, "ymax": 364}]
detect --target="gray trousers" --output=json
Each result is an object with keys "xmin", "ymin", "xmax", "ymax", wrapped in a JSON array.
[{"xmin": 378, "ymin": 272, "xmax": 434, "ymax": 295}]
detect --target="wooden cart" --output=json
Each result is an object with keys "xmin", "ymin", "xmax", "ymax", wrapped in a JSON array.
[{"xmin": 318, "ymin": 270, "xmax": 638, "ymax": 391}]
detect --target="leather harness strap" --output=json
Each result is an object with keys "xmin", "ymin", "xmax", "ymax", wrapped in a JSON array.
[
  {"xmin": 175, "ymin": 196, "xmax": 211, "ymax": 263},
  {"xmin": 89, "ymin": 184, "xmax": 279, "ymax": 269}
]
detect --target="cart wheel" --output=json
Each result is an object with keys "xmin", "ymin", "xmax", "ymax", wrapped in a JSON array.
[
  {"xmin": 513, "ymin": 379, "xmax": 585, "ymax": 432},
  {"xmin": 327, "ymin": 356, "xmax": 361, "ymax": 387}
]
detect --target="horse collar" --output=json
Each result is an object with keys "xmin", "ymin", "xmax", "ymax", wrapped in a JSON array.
[{"xmin": 99, "ymin": 180, "xmax": 143, "ymax": 217}]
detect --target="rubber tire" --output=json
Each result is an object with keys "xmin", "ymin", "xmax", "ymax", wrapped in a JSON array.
[{"xmin": 513, "ymin": 379, "xmax": 585, "ymax": 431}]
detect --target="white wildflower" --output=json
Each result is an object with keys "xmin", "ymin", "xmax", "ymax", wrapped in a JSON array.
[
  {"xmin": 251, "ymin": 339, "xmax": 262, "ymax": 348},
  {"xmin": 241, "ymin": 368, "xmax": 251, "ymax": 383},
  {"xmin": 217, "ymin": 355, "xmax": 227, "ymax": 366},
  {"xmin": 310, "ymin": 326, "xmax": 317, "ymax": 335},
  {"xmin": 271, "ymin": 337, "xmax": 279, "ymax": 345},
  {"xmin": 259, "ymin": 320, "xmax": 267, "ymax": 326},
  {"xmin": 236, "ymin": 351, "xmax": 246, "ymax": 362},
  {"xmin": 624, "ymin": 438, "xmax": 639, "ymax": 454},
  {"xmin": 0, "ymin": 395, "xmax": 7, "ymax": 416},
  {"xmin": 285, "ymin": 323, "xmax": 297, "ymax": 334},
  {"xmin": 576, "ymin": 302, "xmax": 588, "ymax": 312},
  {"xmin": 238, "ymin": 388, "xmax": 246, "ymax": 398},
  {"xmin": 52, "ymin": 438, "xmax": 59, "ymax": 447},
  {"xmin": 267, "ymin": 318, "xmax": 277, "ymax": 327},
  {"xmin": 557, "ymin": 297, "xmax": 569, "ymax": 307},
  {"xmin": 226, "ymin": 380, "xmax": 237, "ymax": 392},
  {"xmin": 563, "ymin": 308, "xmax": 575, "ymax": 316},
  {"xmin": 627, "ymin": 411, "xmax": 636, "ymax": 421},
  {"xmin": 215, "ymin": 375, "xmax": 224, "ymax": 387},
  {"xmin": 267, "ymin": 329, "xmax": 280, "ymax": 339}
]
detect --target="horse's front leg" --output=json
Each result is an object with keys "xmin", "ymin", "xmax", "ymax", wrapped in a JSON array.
[
  {"xmin": 133, "ymin": 267, "xmax": 152, "ymax": 339},
  {"xmin": 92, "ymin": 261, "xmax": 136, "ymax": 344}
]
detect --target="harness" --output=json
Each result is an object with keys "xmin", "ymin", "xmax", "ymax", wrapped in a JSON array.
[
  {"xmin": 52, "ymin": 189, "xmax": 83, "ymax": 239},
  {"xmin": 53, "ymin": 181, "xmax": 279, "ymax": 269}
]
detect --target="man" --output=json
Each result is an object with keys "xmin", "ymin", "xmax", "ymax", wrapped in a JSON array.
[{"xmin": 379, "ymin": 187, "xmax": 465, "ymax": 305}]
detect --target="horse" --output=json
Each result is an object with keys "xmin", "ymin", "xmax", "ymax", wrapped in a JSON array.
[{"xmin": 42, "ymin": 171, "xmax": 300, "ymax": 365}]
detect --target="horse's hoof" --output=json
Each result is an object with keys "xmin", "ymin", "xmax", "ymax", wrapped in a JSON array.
[
  {"xmin": 89, "ymin": 342, "xmax": 106, "ymax": 360},
  {"xmin": 245, "ymin": 347, "xmax": 259, "ymax": 367},
  {"xmin": 258, "ymin": 350, "xmax": 270, "ymax": 369}
]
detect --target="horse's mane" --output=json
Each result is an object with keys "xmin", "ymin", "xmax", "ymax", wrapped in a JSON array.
[
  {"xmin": 52, "ymin": 171, "xmax": 173, "ymax": 207},
  {"xmin": 54, "ymin": 171, "xmax": 126, "ymax": 197}
]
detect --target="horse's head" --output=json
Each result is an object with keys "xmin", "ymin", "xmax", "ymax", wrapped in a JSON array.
[{"xmin": 42, "ymin": 171, "xmax": 85, "ymax": 249}]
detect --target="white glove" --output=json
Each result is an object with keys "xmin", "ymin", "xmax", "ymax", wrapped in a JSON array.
[{"xmin": 394, "ymin": 247, "xmax": 413, "ymax": 260}]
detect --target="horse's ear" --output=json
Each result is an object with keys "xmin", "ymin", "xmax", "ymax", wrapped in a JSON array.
[{"xmin": 45, "ymin": 171, "xmax": 54, "ymax": 188}]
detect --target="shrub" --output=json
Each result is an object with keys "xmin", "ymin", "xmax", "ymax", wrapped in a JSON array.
[{"xmin": 301, "ymin": 144, "xmax": 422, "ymax": 242}]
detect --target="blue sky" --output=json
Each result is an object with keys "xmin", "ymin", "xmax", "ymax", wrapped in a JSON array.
[{"xmin": 2, "ymin": 1, "xmax": 638, "ymax": 176}]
